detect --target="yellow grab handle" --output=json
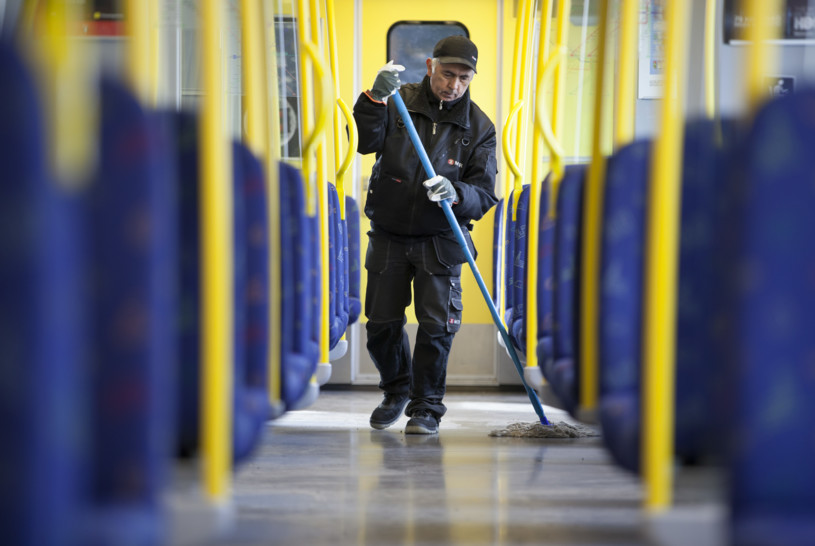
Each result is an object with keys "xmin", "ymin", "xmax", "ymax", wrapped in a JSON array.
[
  {"xmin": 534, "ymin": 46, "xmax": 567, "ymax": 200},
  {"xmin": 301, "ymin": 41, "xmax": 330, "ymax": 158},
  {"xmin": 502, "ymin": 100, "xmax": 524, "ymax": 180},
  {"xmin": 336, "ymin": 97, "xmax": 357, "ymax": 219}
]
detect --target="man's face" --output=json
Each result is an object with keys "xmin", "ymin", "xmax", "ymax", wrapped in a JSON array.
[{"xmin": 425, "ymin": 59, "xmax": 474, "ymax": 102}]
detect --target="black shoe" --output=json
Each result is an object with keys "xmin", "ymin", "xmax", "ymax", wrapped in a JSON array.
[
  {"xmin": 370, "ymin": 393, "xmax": 409, "ymax": 430},
  {"xmin": 405, "ymin": 411, "xmax": 439, "ymax": 435}
]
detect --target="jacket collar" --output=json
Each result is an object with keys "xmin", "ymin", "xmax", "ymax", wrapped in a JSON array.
[{"xmin": 403, "ymin": 76, "xmax": 471, "ymax": 129}]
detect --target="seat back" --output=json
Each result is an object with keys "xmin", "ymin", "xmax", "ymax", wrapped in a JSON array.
[
  {"xmin": 345, "ymin": 196, "xmax": 362, "ymax": 325},
  {"xmin": 722, "ymin": 91, "xmax": 815, "ymax": 545},
  {"xmin": 0, "ymin": 40, "xmax": 87, "ymax": 546},
  {"xmin": 278, "ymin": 163, "xmax": 319, "ymax": 408},
  {"xmin": 85, "ymin": 76, "xmax": 176, "ymax": 542}
]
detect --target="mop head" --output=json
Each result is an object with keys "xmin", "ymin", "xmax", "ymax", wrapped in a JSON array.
[{"xmin": 488, "ymin": 421, "xmax": 600, "ymax": 438}]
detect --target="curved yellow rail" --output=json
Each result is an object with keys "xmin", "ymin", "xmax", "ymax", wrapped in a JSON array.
[
  {"xmin": 704, "ymin": 0, "xmax": 717, "ymax": 120},
  {"xmin": 336, "ymin": 97, "xmax": 358, "ymax": 219},
  {"xmin": 534, "ymin": 47, "xmax": 567, "ymax": 193},
  {"xmin": 502, "ymin": 100, "xmax": 525, "ymax": 181},
  {"xmin": 301, "ymin": 41, "xmax": 331, "ymax": 160}
]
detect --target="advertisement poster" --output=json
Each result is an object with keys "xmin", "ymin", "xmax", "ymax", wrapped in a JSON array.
[
  {"xmin": 638, "ymin": 0, "xmax": 665, "ymax": 99},
  {"xmin": 724, "ymin": 0, "xmax": 815, "ymax": 43}
]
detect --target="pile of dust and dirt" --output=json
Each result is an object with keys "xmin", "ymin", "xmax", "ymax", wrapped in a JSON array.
[{"xmin": 489, "ymin": 421, "xmax": 600, "ymax": 438}]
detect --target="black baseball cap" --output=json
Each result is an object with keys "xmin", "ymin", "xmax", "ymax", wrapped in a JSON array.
[{"xmin": 433, "ymin": 35, "xmax": 478, "ymax": 73}]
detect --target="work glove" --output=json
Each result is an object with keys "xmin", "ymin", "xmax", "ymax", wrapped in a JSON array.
[
  {"xmin": 369, "ymin": 60, "xmax": 404, "ymax": 102},
  {"xmin": 423, "ymin": 175, "xmax": 458, "ymax": 203}
]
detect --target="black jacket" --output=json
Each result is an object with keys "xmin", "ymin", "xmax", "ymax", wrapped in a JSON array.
[{"xmin": 353, "ymin": 77, "xmax": 498, "ymax": 238}]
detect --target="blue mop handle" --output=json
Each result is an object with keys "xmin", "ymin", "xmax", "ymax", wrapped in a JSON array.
[{"xmin": 391, "ymin": 91, "xmax": 549, "ymax": 425}]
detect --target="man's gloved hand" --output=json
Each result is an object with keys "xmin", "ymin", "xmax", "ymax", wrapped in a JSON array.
[
  {"xmin": 423, "ymin": 175, "xmax": 458, "ymax": 203},
  {"xmin": 369, "ymin": 60, "xmax": 404, "ymax": 102}
]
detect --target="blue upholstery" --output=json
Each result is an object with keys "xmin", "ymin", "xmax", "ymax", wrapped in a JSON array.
[
  {"xmin": 597, "ymin": 140, "xmax": 650, "ymax": 472},
  {"xmin": 540, "ymin": 165, "xmax": 587, "ymax": 415},
  {"xmin": 346, "ymin": 196, "xmax": 361, "ymax": 325},
  {"xmin": 171, "ymin": 114, "xmax": 270, "ymax": 462},
  {"xmin": 278, "ymin": 163, "xmax": 319, "ymax": 408},
  {"xmin": 85, "ymin": 76, "xmax": 177, "ymax": 543},
  {"xmin": 599, "ymin": 120, "xmax": 737, "ymax": 473},
  {"xmin": 535, "ymin": 177, "xmax": 555, "ymax": 363},
  {"xmin": 502, "ymin": 193, "xmax": 516, "ymax": 327},
  {"xmin": 492, "ymin": 198, "xmax": 504, "ymax": 306},
  {"xmin": 723, "ymin": 91, "xmax": 815, "ymax": 545},
  {"xmin": 232, "ymin": 143, "xmax": 271, "ymax": 462},
  {"xmin": 508, "ymin": 185, "xmax": 530, "ymax": 353},
  {"xmin": 0, "ymin": 40, "xmax": 86, "ymax": 546},
  {"xmin": 327, "ymin": 183, "xmax": 349, "ymax": 349}
]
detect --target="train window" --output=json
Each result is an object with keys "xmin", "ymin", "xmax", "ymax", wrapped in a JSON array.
[
  {"xmin": 274, "ymin": 16, "xmax": 301, "ymax": 159},
  {"xmin": 387, "ymin": 21, "xmax": 469, "ymax": 86}
]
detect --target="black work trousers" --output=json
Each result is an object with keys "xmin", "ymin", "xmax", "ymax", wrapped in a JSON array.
[{"xmin": 364, "ymin": 229, "xmax": 466, "ymax": 420}]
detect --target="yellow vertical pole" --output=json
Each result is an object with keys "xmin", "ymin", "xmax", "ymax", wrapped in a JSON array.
[
  {"xmin": 310, "ymin": 0, "xmax": 330, "ymax": 368},
  {"xmin": 242, "ymin": 0, "xmax": 270, "ymax": 157},
  {"xmin": 124, "ymin": 0, "xmax": 151, "ymax": 104},
  {"xmin": 642, "ymin": 0, "xmax": 689, "ymax": 512},
  {"xmin": 512, "ymin": 0, "xmax": 535, "ymax": 216},
  {"xmin": 703, "ymin": 0, "xmax": 717, "ymax": 120},
  {"xmin": 548, "ymin": 0, "xmax": 571, "ymax": 207},
  {"xmin": 615, "ymin": 0, "xmax": 638, "ymax": 148},
  {"xmin": 297, "ymin": 0, "xmax": 315, "ymax": 214},
  {"xmin": 578, "ymin": 0, "xmax": 609, "ymax": 419},
  {"xmin": 525, "ymin": 0, "xmax": 555, "ymax": 371},
  {"xmin": 264, "ymin": 6, "xmax": 283, "ymax": 408},
  {"xmin": 745, "ymin": 0, "xmax": 782, "ymax": 113},
  {"xmin": 199, "ymin": 0, "xmax": 234, "ymax": 504}
]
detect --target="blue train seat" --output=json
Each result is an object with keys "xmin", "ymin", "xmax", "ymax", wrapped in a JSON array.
[
  {"xmin": 171, "ymin": 113, "xmax": 271, "ymax": 462},
  {"xmin": 507, "ymin": 185, "xmax": 531, "ymax": 353},
  {"xmin": 492, "ymin": 198, "xmax": 504, "ymax": 306},
  {"xmin": 722, "ymin": 91, "xmax": 815, "ymax": 545},
  {"xmin": 0, "ymin": 40, "xmax": 86, "ymax": 546},
  {"xmin": 327, "ymin": 183, "xmax": 349, "ymax": 352},
  {"xmin": 534, "ymin": 177, "xmax": 555, "ymax": 363},
  {"xmin": 278, "ymin": 162, "xmax": 319, "ymax": 408},
  {"xmin": 599, "ymin": 120, "xmax": 735, "ymax": 473},
  {"xmin": 232, "ymin": 143, "xmax": 271, "ymax": 462},
  {"xmin": 539, "ymin": 165, "xmax": 587, "ymax": 415},
  {"xmin": 85, "ymin": 76, "xmax": 177, "ymax": 543},
  {"xmin": 346, "ymin": 196, "xmax": 361, "ymax": 325}
]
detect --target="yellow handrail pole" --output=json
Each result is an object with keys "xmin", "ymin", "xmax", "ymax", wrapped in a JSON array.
[
  {"xmin": 264, "ymin": 9, "xmax": 283, "ymax": 407},
  {"xmin": 310, "ymin": 0, "xmax": 331, "ymax": 368},
  {"xmin": 615, "ymin": 0, "xmax": 638, "ymax": 148},
  {"xmin": 124, "ymin": 0, "xmax": 151, "ymax": 104},
  {"xmin": 549, "ymin": 0, "xmax": 571, "ymax": 200},
  {"xmin": 241, "ymin": 0, "xmax": 276, "ymax": 407},
  {"xmin": 531, "ymin": 0, "xmax": 555, "ymax": 191},
  {"xmin": 512, "ymin": 0, "xmax": 535, "ymax": 215},
  {"xmin": 525, "ymin": 7, "xmax": 561, "ymax": 371},
  {"xmin": 502, "ymin": 101, "xmax": 525, "ymax": 181},
  {"xmin": 242, "ymin": 0, "xmax": 270, "ymax": 158},
  {"xmin": 35, "ymin": 0, "xmax": 96, "ymax": 188},
  {"xmin": 642, "ymin": 0, "xmax": 690, "ymax": 512},
  {"xmin": 703, "ymin": 0, "xmax": 717, "ymax": 120},
  {"xmin": 199, "ymin": 0, "xmax": 234, "ymax": 504},
  {"xmin": 297, "ymin": 0, "xmax": 315, "ymax": 214},
  {"xmin": 336, "ymin": 98, "xmax": 359, "ymax": 212},
  {"xmin": 578, "ymin": 0, "xmax": 609, "ymax": 419},
  {"xmin": 148, "ymin": 0, "xmax": 160, "ymax": 105},
  {"xmin": 325, "ymin": 0, "xmax": 346, "ymax": 217},
  {"xmin": 745, "ymin": 0, "xmax": 782, "ymax": 114}
]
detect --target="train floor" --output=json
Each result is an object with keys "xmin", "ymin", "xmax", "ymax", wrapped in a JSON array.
[{"xmin": 184, "ymin": 387, "xmax": 726, "ymax": 546}]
